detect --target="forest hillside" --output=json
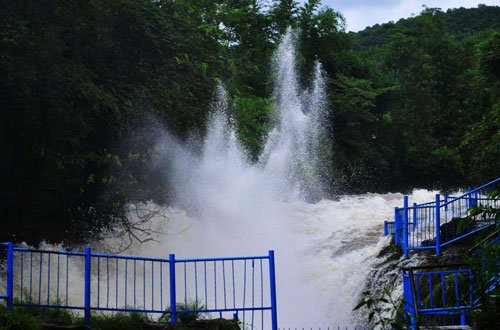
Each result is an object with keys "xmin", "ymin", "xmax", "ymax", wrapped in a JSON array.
[{"xmin": 1, "ymin": 1, "xmax": 499, "ymax": 245}]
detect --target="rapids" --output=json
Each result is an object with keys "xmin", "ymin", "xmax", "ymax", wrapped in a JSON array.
[
  {"xmin": 109, "ymin": 30, "xmax": 442, "ymax": 327},
  {"xmin": 98, "ymin": 30, "xmax": 439, "ymax": 326},
  {"xmin": 8, "ymin": 30, "xmax": 442, "ymax": 328}
]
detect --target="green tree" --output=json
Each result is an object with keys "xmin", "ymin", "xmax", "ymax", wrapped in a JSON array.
[
  {"xmin": 0, "ymin": 0, "xmax": 228, "ymax": 245},
  {"xmin": 270, "ymin": 0, "xmax": 299, "ymax": 38}
]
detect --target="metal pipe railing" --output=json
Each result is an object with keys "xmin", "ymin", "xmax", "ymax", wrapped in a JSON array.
[
  {"xmin": 391, "ymin": 178, "xmax": 499, "ymax": 257},
  {"xmin": 0, "ymin": 243, "xmax": 278, "ymax": 329}
]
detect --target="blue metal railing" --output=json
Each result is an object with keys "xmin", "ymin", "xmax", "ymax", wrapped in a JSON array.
[
  {"xmin": 383, "ymin": 221, "xmax": 395, "ymax": 236},
  {"xmin": 403, "ymin": 266, "xmax": 473, "ymax": 330},
  {"xmin": 402, "ymin": 230, "xmax": 499, "ymax": 329},
  {"xmin": 471, "ymin": 232, "xmax": 500, "ymax": 301},
  {"xmin": 391, "ymin": 178, "xmax": 499, "ymax": 257},
  {"xmin": 0, "ymin": 243, "xmax": 278, "ymax": 329}
]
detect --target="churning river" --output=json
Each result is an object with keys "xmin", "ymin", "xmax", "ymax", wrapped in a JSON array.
[{"xmin": 17, "ymin": 30, "xmax": 440, "ymax": 328}]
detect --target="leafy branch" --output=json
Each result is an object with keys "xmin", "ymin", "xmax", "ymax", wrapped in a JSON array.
[{"xmin": 353, "ymin": 287, "xmax": 407, "ymax": 329}]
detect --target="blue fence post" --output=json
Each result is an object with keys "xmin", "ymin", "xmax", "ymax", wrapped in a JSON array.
[
  {"xmin": 384, "ymin": 221, "xmax": 388, "ymax": 236},
  {"xmin": 84, "ymin": 247, "xmax": 91, "ymax": 323},
  {"xmin": 435, "ymin": 194, "xmax": 441, "ymax": 256},
  {"xmin": 269, "ymin": 250, "xmax": 278, "ymax": 330},
  {"xmin": 467, "ymin": 186, "xmax": 471, "ymax": 208},
  {"xmin": 444, "ymin": 194, "xmax": 448, "ymax": 221},
  {"xmin": 413, "ymin": 203, "xmax": 417, "ymax": 230},
  {"xmin": 460, "ymin": 312, "xmax": 466, "ymax": 325},
  {"xmin": 403, "ymin": 196, "xmax": 409, "ymax": 258},
  {"xmin": 402, "ymin": 270, "xmax": 417, "ymax": 330},
  {"xmin": 169, "ymin": 254, "xmax": 177, "ymax": 323},
  {"xmin": 6, "ymin": 242, "xmax": 14, "ymax": 311}
]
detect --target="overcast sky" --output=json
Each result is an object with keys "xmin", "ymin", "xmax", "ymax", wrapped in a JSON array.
[{"xmin": 315, "ymin": 0, "xmax": 500, "ymax": 32}]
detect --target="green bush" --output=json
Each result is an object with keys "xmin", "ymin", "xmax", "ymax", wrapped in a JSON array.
[
  {"xmin": 0, "ymin": 306, "xmax": 42, "ymax": 330},
  {"xmin": 160, "ymin": 301, "xmax": 205, "ymax": 323},
  {"xmin": 90, "ymin": 312, "xmax": 150, "ymax": 330}
]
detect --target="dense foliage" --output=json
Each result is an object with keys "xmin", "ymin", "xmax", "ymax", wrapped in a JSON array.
[{"xmin": 1, "ymin": 1, "xmax": 499, "ymax": 245}]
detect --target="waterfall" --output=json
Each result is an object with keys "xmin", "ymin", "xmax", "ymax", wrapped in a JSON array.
[
  {"xmin": 7, "ymin": 30, "xmax": 442, "ymax": 327},
  {"xmin": 131, "ymin": 29, "xmax": 399, "ymax": 326}
]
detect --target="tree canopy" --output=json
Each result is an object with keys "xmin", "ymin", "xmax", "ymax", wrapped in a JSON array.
[{"xmin": 1, "ymin": 1, "xmax": 499, "ymax": 245}]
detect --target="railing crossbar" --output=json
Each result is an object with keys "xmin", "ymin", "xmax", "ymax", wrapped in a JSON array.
[
  {"xmin": 0, "ymin": 243, "xmax": 278, "ymax": 329},
  {"xmin": 390, "ymin": 178, "xmax": 498, "ymax": 257},
  {"xmin": 441, "ymin": 178, "xmax": 499, "ymax": 208}
]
